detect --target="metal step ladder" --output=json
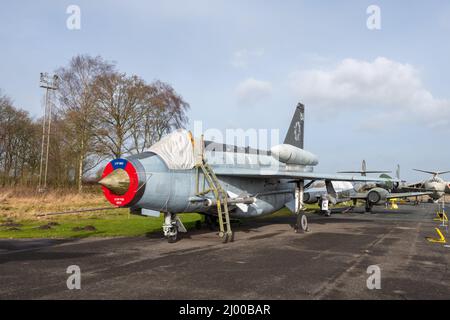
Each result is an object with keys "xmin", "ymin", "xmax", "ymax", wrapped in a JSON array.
[{"xmin": 196, "ymin": 161, "xmax": 233, "ymax": 241}]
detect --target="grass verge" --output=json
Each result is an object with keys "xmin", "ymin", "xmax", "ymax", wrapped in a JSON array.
[{"xmin": 0, "ymin": 210, "xmax": 202, "ymax": 239}]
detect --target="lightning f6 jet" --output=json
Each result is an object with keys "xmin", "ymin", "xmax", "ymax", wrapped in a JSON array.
[{"xmin": 99, "ymin": 103, "xmax": 397, "ymax": 242}]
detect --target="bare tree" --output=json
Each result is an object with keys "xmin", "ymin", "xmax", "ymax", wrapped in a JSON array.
[
  {"xmin": 130, "ymin": 80, "xmax": 190, "ymax": 153},
  {"xmin": 0, "ymin": 91, "xmax": 40, "ymax": 186},
  {"xmin": 93, "ymin": 75, "xmax": 190, "ymax": 157},
  {"xmin": 56, "ymin": 55, "xmax": 114, "ymax": 192},
  {"xmin": 93, "ymin": 73, "xmax": 149, "ymax": 158},
  {"xmin": 0, "ymin": 55, "xmax": 190, "ymax": 189}
]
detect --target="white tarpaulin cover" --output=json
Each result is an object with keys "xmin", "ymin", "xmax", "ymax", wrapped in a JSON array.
[{"xmin": 149, "ymin": 129, "xmax": 196, "ymax": 169}]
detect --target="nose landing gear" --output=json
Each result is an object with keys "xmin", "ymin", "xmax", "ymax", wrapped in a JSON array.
[{"xmin": 162, "ymin": 212, "xmax": 187, "ymax": 243}]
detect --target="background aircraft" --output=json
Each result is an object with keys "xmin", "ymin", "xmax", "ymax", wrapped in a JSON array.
[
  {"xmin": 304, "ymin": 162, "xmax": 431, "ymax": 214},
  {"xmin": 338, "ymin": 159, "xmax": 391, "ymax": 177},
  {"xmin": 404, "ymin": 169, "xmax": 450, "ymax": 201},
  {"xmin": 349, "ymin": 188, "xmax": 431, "ymax": 213},
  {"xmin": 99, "ymin": 103, "xmax": 396, "ymax": 242},
  {"xmin": 338, "ymin": 160, "xmax": 400, "ymax": 191}
]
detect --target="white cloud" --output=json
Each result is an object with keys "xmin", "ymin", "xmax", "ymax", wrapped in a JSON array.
[
  {"xmin": 235, "ymin": 78, "xmax": 272, "ymax": 106},
  {"xmin": 289, "ymin": 57, "xmax": 450, "ymax": 128},
  {"xmin": 231, "ymin": 49, "xmax": 264, "ymax": 68}
]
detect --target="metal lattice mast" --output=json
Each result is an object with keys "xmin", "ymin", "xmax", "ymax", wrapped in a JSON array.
[{"xmin": 38, "ymin": 73, "xmax": 58, "ymax": 192}]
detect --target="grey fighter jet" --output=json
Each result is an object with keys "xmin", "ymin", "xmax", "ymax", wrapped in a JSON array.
[{"xmin": 99, "ymin": 103, "xmax": 398, "ymax": 243}]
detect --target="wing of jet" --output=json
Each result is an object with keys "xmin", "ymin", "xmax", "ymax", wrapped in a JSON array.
[
  {"xmin": 385, "ymin": 191, "xmax": 433, "ymax": 199},
  {"xmin": 213, "ymin": 166, "xmax": 400, "ymax": 183},
  {"xmin": 348, "ymin": 188, "xmax": 433, "ymax": 212},
  {"xmin": 350, "ymin": 190, "xmax": 432, "ymax": 200}
]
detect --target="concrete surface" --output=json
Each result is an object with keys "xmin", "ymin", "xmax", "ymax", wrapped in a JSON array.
[{"xmin": 0, "ymin": 203, "xmax": 449, "ymax": 299}]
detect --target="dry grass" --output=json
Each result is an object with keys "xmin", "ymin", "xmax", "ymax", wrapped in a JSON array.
[
  {"xmin": 0, "ymin": 186, "xmax": 111, "ymax": 220},
  {"xmin": 0, "ymin": 186, "xmax": 202, "ymax": 239}
]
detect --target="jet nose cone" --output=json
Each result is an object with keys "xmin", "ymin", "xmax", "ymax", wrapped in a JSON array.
[{"xmin": 98, "ymin": 168, "xmax": 130, "ymax": 195}]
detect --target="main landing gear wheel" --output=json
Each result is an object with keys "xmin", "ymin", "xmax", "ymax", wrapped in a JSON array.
[{"xmin": 295, "ymin": 213, "xmax": 308, "ymax": 233}]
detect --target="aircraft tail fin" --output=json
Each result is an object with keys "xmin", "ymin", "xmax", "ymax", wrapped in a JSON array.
[
  {"xmin": 338, "ymin": 160, "xmax": 391, "ymax": 176},
  {"xmin": 414, "ymin": 169, "xmax": 450, "ymax": 176},
  {"xmin": 362, "ymin": 160, "xmax": 367, "ymax": 176},
  {"xmin": 284, "ymin": 102, "xmax": 305, "ymax": 149},
  {"xmin": 396, "ymin": 164, "xmax": 400, "ymax": 180}
]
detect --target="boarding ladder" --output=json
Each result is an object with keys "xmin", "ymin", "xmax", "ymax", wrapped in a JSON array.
[{"xmin": 196, "ymin": 161, "xmax": 233, "ymax": 241}]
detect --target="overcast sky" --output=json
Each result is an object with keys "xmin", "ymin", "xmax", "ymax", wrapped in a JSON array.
[{"xmin": 1, "ymin": 0, "xmax": 450, "ymax": 181}]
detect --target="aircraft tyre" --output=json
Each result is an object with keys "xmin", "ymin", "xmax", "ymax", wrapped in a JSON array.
[
  {"xmin": 295, "ymin": 213, "xmax": 308, "ymax": 233},
  {"xmin": 163, "ymin": 212, "xmax": 179, "ymax": 243},
  {"xmin": 167, "ymin": 227, "xmax": 178, "ymax": 243}
]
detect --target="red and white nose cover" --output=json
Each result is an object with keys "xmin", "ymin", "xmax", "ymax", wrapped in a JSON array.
[{"xmin": 101, "ymin": 158, "xmax": 139, "ymax": 206}]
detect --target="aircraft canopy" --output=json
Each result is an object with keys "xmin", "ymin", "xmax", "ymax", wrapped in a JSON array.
[{"xmin": 149, "ymin": 129, "xmax": 196, "ymax": 170}]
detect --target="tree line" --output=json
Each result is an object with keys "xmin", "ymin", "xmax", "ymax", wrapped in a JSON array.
[{"xmin": 0, "ymin": 54, "xmax": 189, "ymax": 191}]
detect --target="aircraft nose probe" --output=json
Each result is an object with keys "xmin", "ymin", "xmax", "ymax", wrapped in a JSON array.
[{"xmin": 98, "ymin": 168, "xmax": 130, "ymax": 195}]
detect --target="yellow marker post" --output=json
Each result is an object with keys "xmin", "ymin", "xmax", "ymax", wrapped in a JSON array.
[
  {"xmin": 426, "ymin": 228, "xmax": 447, "ymax": 244},
  {"xmin": 433, "ymin": 210, "xmax": 446, "ymax": 221},
  {"xmin": 440, "ymin": 212, "xmax": 448, "ymax": 228},
  {"xmin": 433, "ymin": 210, "xmax": 441, "ymax": 221},
  {"xmin": 433, "ymin": 211, "xmax": 448, "ymax": 227},
  {"xmin": 389, "ymin": 199, "xmax": 398, "ymax": 210}
]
